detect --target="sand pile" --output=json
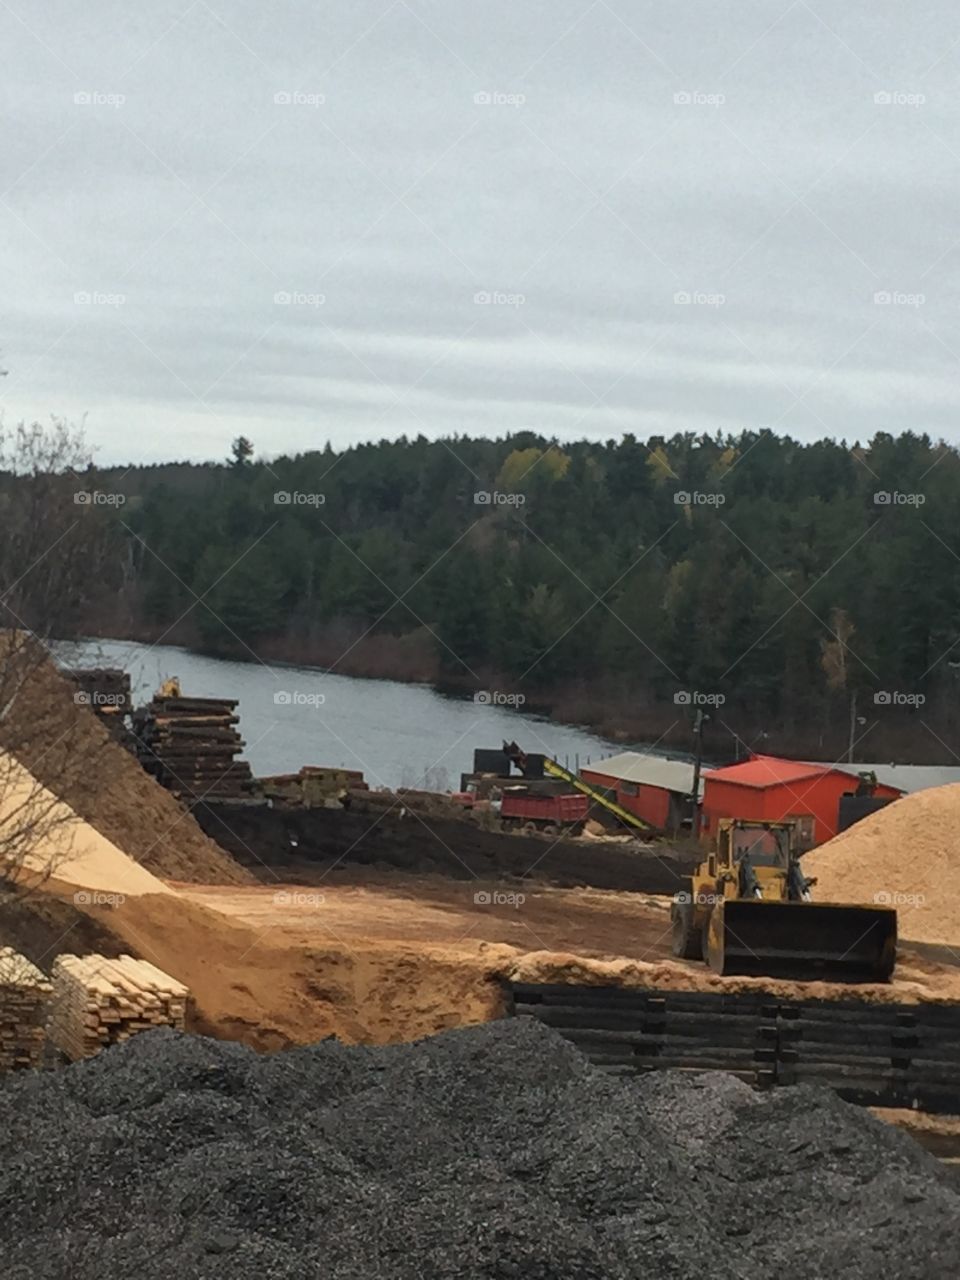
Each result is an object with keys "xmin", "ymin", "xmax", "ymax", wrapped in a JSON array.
[
  {"xmin": 0, "ymin": 636, "xmax": 250, "ymax": 886},
  {"xmin": 2, "ymin": 754, "xmax": 174, "ymax": 899},
  {"xmin": 0, "ymin": 1019, "xmax": 957, "ymax": 1279},
  {"xmin": 806, "ymin": 784, "xmax": 960, "ymax": 946}
]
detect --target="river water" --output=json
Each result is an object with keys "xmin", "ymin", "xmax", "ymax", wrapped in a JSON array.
[{"xmin": 56, "ymin": 638, "xmax": 647, "ymax": 791}]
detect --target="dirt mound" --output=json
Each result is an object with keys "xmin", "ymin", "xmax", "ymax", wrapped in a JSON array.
[
  {"xmin": 0, "ymin": 638, "xmax": 250, "ymax": 886},
  {"xmin": 0, "ymin": 1019, "xmax": 958, "ymax": 1278},
  {"xmin": 806, "ymin": 784, "xmax": 960, "ymax": 945}
]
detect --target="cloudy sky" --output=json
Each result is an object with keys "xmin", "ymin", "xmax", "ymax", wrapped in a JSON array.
[{"xmin": 3, "ymin": 1, "xmax": 959, "ymax": 464}]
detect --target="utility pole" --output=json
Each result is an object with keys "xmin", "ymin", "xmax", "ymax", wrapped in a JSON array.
[
  {"xmin": 690, "ymin": 709, "xmax": 708, "ymax": 834},
  {"xmin": 848, "ymin": 689, "xmax": 856, "ymax": 763}
]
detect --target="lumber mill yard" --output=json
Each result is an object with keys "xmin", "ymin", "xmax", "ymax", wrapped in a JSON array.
[{"xmin": 6, "ymin": 659, "xmax": 960, "ymax": 1277}]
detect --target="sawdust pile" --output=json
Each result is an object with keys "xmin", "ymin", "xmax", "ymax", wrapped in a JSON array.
[
  {"xmin": 78, "ymin": 893, "xmax": 508, "ymax": 1050},
  {"xmin": 0, "ymin": 634, "xmax": 251, "ymax": 886},
  {"xmin": 502, "ymin": 946, "xmax": 960, "ymax": 1005},
  {"xmin": 805, "ymin": 784, "xmax": 960, "ymax": 946}
]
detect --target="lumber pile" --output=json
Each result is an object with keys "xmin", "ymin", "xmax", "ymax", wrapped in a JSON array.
[
  {"xmin": 260, "ymin": 765, "xmax": 368, "ymax": 809},
  {"xmin": 48, "ymin": 954, "xmax": 189, "ymax": 1062},
  {"xmin": 133, "ymin": 693, "xmax": 255, "ymax": 802},
  {"xmin": 0, "ymin": 947, "xmax": 51, "ymax": 1071}
]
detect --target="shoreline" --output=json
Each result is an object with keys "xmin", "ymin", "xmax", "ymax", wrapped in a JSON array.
[{"xmin": 64, "ymin": 619, "xmax": 953, "ymax": 767}]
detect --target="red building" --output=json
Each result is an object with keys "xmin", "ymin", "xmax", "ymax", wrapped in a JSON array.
[
  {"xmin": 580, "ymin": 752, "xmax": 701, "ymax": 833},
  {"xmin": 700, "ymin": 755, "xmax": 902, "ymax": 846}
]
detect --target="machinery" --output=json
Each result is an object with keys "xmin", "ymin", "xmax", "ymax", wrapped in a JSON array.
[{"xmin": 671, "ymin": 818, "xmax": 897, "ymax": 982}]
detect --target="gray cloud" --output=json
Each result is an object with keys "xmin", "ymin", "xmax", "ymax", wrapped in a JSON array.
[{"xmin": 2, "ymin": 0, "xmax": 958, "ymax": 462}]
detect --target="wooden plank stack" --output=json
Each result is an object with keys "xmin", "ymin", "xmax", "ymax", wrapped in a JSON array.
[
  {"xmin": 48, "ymin": 954, "xmax": 189, "ymax": 1062},
  {"xmin": 0, "ymin": 947, "xmax": 52, "ymax": 1071},
  {"xmin": 133, "ymin": 693, "xmax": 255, "ymax": 802}
]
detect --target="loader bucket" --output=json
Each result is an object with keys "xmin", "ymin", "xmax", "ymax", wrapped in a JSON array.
[{"xmin": 705, "ymin": 900, "xmax": 897, "ymax": 982}]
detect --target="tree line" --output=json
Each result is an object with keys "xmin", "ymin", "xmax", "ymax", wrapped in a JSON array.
[{"xmin": 80, "ymin": 427, "xmax": 960, "ymax": 760}]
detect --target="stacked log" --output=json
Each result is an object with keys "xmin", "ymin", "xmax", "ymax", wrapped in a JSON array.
[
  {"xmin": 48, "ymin": 954, "xmax": 189, "ymax": 1062},
  {"xmin": 0, "ymin": 947, "xmax": 52, "ymax": 1071},
  {"xmin": 133, "ymin": 694, "xmax": 255, "ymax": 802}
]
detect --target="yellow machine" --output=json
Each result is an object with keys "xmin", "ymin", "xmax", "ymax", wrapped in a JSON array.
[{"xmin": 671, "ymin": 818, "xmax": 897, "ymax": 982}]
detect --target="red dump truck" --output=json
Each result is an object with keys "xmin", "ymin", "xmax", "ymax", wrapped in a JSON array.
[{"xmin": 499, "ymin": 791, "xmax": 589, "ymax": 834}]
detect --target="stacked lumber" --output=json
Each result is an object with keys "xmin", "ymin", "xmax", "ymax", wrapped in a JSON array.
[
  {"xmin": 260, "ymin": 765, "xmax": 368, "ymax": 809},
  {"xmin": 133, "ymin": 693, "xmax": 255, "ymax": 802},
  {"xmin": 48, "ymin": 954, "xmax": 189, "ymax": 1062},
  {"xmin": 0, "ymin": 947, "xmax": 52, "ymax": 1071}
]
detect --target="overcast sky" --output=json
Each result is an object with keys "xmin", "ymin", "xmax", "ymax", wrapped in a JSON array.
[{"xmin": 2, "ymin": 1, "xmax": 959, "ymax": 464}]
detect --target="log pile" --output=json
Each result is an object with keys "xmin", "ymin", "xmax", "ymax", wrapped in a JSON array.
[
  {"xmin": 133, "ymin": 693, "xmax": 255, "ymax": 802},
  {"xmin": 0, "ymin": 947, "xmax": 52, "ymax": 1071},
  {"xmin": 48, "ymin": 954, "xmax": 189, "ymax": 1062}
]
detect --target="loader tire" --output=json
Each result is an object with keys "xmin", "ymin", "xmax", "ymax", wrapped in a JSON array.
[{"xmin": 671, "ymin": 897, "xmax": 703, "ymax": 960}]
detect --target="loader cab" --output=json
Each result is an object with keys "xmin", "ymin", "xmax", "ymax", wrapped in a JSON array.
[{"xmin": 717, "ymin": 819, "xmax": 797, "ymax": 867}]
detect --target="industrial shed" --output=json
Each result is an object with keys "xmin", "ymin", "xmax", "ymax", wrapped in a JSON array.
[
  {"xmin": 701, "ymin": 755, "xmax": 902, "ymax": 846},
  {"xmin": 580, "ymin": 752, "xmax": 701, "ymax": 833}
]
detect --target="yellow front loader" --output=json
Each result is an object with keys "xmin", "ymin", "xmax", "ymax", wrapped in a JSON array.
[{"xmin": 671, "ymin": 819, "xmax": 897, "ymax": 982}]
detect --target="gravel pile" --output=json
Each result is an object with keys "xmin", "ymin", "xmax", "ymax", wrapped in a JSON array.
[{"xmin": 1, "ymin": 1017, "xmax": 958, "ymax": 1279}]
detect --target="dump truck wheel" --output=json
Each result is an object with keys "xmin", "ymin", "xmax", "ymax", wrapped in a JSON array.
[{"xmin": 671, "ymin": 898, "xmax": 702, "ymax": 960}]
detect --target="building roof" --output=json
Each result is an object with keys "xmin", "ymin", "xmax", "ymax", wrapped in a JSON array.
[
  {"xmin": 809, "ymin": 762, "xmax": 960, "ymax": 796},
  {"xmin": 703, "ymin": 754, "xmax": 857, "ymax": 790},
  {"xmin": 583, "ymin": 752, "xmax": 703, "ymax": 798}
]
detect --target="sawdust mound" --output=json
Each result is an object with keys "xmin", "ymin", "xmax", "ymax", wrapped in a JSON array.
[
  {"xmin": 806, "ymin": 784, "xmax": 960, "ymax": 946},
  {"xmin": 79, "ymin": 893, "xmax": 507, "ymax": 1051},
  {"xmin": 0, "ymin": 1019, "xmax": 957, "ymax": 1279},
  {"xmin": 502, "ymin": 947, "xmax": 959, "ymax": 1004},
  {"xmin": 0, "ymin": 638, "xmax": 250, "ymax": 886}
]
